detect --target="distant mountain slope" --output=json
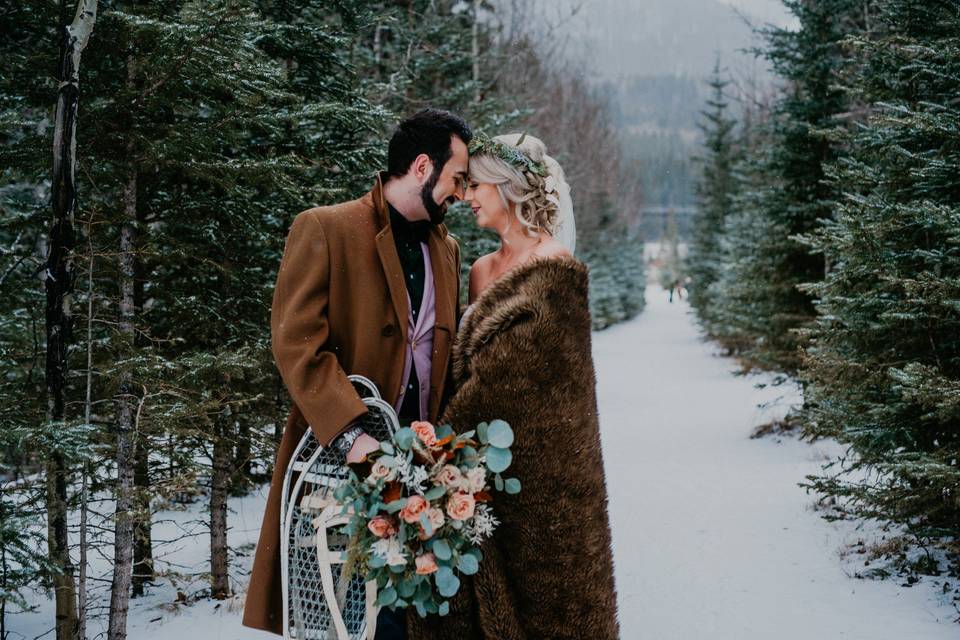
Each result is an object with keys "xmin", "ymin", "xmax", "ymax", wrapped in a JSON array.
[{"xmin": 575, "ymin": 0, "xmax": 786, "ymax": 80}]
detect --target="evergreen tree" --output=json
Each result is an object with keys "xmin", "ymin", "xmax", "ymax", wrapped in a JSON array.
[
  {"xmin": 0, "ymin": 0, "xmax": 651, "ymax": 633},
  {"xmin": 2, "ymin": 0, "xmax": 385, "ymax": 631},
  {"xmin": 798, "ymin": 0, "xmax": 960, "ymax": 550},
  {"xmin": 713, "ymin": 0, "xmax": 865, "ymax": 374},
  {"xmin": 689, "ymin": 58, "xmax": 737, "ymax": 332}
]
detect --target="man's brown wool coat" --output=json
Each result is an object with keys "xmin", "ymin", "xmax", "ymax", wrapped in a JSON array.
[
  {"xmin": 241, "ymin": 173, "xmax": 461, "ymax": 635},
  {"xmin": 408, "ymin": 257, "xmax": 621, "ymax": 640}
]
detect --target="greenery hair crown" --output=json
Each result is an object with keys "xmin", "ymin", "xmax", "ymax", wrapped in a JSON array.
[{"xmin": 468, "ymin": 132, "xmax": 548, "ymax": 177}]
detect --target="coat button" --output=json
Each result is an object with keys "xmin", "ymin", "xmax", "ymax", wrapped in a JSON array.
[{"xmin": 382, "ymin": 324, "xmax": 395, "ymax": 337}]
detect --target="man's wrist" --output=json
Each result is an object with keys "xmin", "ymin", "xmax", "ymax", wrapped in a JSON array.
[{"xmin": 333, "ymin": 424, "xmax": 364, "ymax": 455}]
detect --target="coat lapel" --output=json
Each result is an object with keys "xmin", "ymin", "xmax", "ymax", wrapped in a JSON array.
[
  {"xmin": 427, "ymin": 227, "xmax": 455, "ymax": 420},
  {"xmin": 372, "ymin": 174, "xmax": 410, "ymax": 345}
]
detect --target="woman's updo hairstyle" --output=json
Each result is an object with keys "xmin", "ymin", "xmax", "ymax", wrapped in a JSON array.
[{"xmin": 467, "ymin": 133, "xmax": 567, "ymax": 238}]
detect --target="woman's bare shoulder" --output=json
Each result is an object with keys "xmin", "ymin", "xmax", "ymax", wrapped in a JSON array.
[
  {"xmin": 469, "ymin": 253, "xmax": 496, "ymax": 303},
  {"xmin": 532, "ymin": 236, "xmax": 572, "ymax": 259}
]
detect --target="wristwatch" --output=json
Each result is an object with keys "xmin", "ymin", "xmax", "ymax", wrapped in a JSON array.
[{"xmin": 334, "ymin": 424, "xmax": 365, "ymax": 456}]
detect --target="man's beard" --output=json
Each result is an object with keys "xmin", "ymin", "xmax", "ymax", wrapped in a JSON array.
[{"xmin": 420, "ymin": 165, "xmax": 454, "ymax": 225}]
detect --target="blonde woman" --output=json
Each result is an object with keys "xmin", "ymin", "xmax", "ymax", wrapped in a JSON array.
[{"xmin": 408, "ymin": 134, "xmax": 620, "ymax": 640}]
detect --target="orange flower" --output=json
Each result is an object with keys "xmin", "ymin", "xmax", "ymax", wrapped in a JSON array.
[
  {"xmin": 415, "ymin": 553, "xmax": 439, "ymax": 575},
  {"xmin": 367, "ymin": 516, "xmax": 397, "ymax": 538},
  {"xmin": 411, "ymin": 421, "xmax": 438, "ymax": 447},
  {"xmin": 399, "ymin": 495, "xmax": 429, "ymax": 524},
  {"xmin": 446, "ymin": 492, "xmax": 476, "ymax": 521}
]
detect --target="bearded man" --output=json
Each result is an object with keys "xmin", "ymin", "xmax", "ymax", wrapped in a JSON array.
[{"xmin": 242, "ymin": 108, "xmax": 472, "ymax": 640}]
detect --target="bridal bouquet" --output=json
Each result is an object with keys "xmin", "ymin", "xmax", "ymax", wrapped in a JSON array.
[{"xmin": 332, "ymin": 419, "xmax": 520, "ymax": 617}]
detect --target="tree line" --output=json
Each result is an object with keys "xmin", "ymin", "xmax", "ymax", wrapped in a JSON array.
[
  {"xmin": 689, "ymin": 0, "xmax": 960, "ymax": 581},
  {"xmin": 0, "ymin": 1, "xmax": 646, "ymax": 638}
]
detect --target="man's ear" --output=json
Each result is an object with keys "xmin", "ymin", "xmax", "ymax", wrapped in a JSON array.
[{"xmin": 412, "ymin": 153, "xmax": 432, "ymax": 182}]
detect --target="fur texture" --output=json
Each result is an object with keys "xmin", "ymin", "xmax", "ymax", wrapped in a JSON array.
[{"xmin": 407, "ymin": 256, "xmax": 620, "ymax": 640}]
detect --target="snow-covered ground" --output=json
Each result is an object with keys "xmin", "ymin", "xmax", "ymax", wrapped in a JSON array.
[
  {"xmin": 10, "ymin": 284, "xmax": 958, "ymax": 639},
  {"xmin": 597, "ymin": 286, "xmax": 957, "ymax": 639}
]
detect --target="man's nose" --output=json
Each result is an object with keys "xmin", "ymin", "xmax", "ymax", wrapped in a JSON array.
[{"xmin": 454, "ymin": 181, "xmax": 466, "ymax": 200}]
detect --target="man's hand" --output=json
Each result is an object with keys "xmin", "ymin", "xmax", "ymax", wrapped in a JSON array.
[{"xmin": 346, "ymin": 432, "xmax": 381, "ymax": 465}]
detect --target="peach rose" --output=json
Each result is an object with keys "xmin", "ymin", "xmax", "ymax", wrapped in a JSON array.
[
  {"xmin": 446, "ymin": 492, "xmax": 476, "ymax": 521},
  {"xmin": 411, "ymin": 421, "xmax": 438, "ymax": 447},
  {"xmin": 464, "ymin": 466, "xmax": 486, "ymax": 493},
  {"xmin": 367, "ymin": 516, "xmax": 396, "ymax": 539},
  {"xmin": 426, "ymin": 506, "xmax": 445, "ymax": 531},
  {"xmin": 369, "ymin": 460, "xmax": 394, "ymax": 481},
  {"xmin": 399, "ymin": 495, "xmax": 429, "ymax": 524},
  {"xmin": 417, "ymin": 507, "xmax": 446, "ymax": 540},
  {"xmin": 435, "ymin": 464, "xmax": 462, "ymax": 490},
  {"xmin": 415, "ymin": 553, "xmax": 439, "ymax": 575}
]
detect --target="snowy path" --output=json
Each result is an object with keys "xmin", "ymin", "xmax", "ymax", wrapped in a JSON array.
[
  {"xmin": 595, "ymin": 286, "xmax": 956, "ymax": 639},
  {"xmin": 12, "ymin": 287, "xmax": 958, "ymax": 640}
]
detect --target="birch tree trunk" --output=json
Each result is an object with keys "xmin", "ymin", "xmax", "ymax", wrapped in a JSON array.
[
  {"xmin": 131, "ymin": 442, "xmax": 153, "ymax": 597},
  {"xmin": 472, "ymin": 0, "xmax": 481, "ymax": 102},
  {"xmin": 131, "ymin": 215, "xmax": 153, "ymax": 597},
  {"xmin": 47, "ymin": 2, "xmax": 98, "ymax": 638},
  {"xmin": 107, "ymin": 56, "xmax": 139, "ymax": 638},
  {"xmin": 78, "ymin": 212, "xmax": 96, "ymax": 640},
  {"xmin": 210, "ymin": 411, "xmax": 232, "ymax": 599}
]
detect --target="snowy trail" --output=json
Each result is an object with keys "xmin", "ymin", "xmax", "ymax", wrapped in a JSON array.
[
  {"xmin": 595, "ymin": 286, "xmax": 956, "ymax": 640},
  {"xmin": 12, "ymin": 287, "xmax": 958, "ymax": 640}
]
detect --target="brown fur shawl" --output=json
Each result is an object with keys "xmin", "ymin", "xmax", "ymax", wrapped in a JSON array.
[{"xmin": 407, "ymin": 256, "xmax": 620, "ymax": 640}]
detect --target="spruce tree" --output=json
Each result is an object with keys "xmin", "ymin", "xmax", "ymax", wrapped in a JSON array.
[
  {"xmin": 689, "ymin": 59, "xmax": 737, "ymax": 333},
  {"xmin": 712, "ymin": 0, "xmax": 865, "ymax": 373},
  {"xmin": 798, "ymin": 0, "xmax": 960, "ymax": 550}
]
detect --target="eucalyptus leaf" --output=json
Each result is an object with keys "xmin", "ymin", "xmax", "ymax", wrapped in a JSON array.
[
  {"xmin": 432, "ymin": 539, "xmax": 452, "ymax": 561},
  {"xmin": 415, "ymin": 601, "xmax": 427, "ymax": 618},
  {"xmin": 457, "ymin": 553, "xmax": 479, "ymax": 575},
  {"xmin": 435, "ymin": 566, "xmax": 461, "ymax": 597},
  {"xmin": 377, "ymin": 587, "xmax": 398, "ymax": 606},
  {"xmin": 424, "ymin": 485, "xmax": 446, "ymax": 501},
  {"xmin": 415, "ymin": 580, "xmax": 432, "ymax": 601},
  {"xmin": 436, "ymin": 423, "xmax": 454, "ymax": 439},
  {"xmin": 487, "ymin": 420, "xmax": 514, "ymax": 448},
  {"xmin": 485, "ymin": 446, "xmax": 512, "ymax": 473},
  {"xmin": 394, "ymin": 427, "xmax": 414, "ymax": 450},
  {"xmin": 397, "ymin": 580, "xmax": 417, "ymax": 598},
  {"xmin": 477, "ymin": 422, "xmax": 489, "ymax": 444},
  {"xmin": 380, "ymin": 441, "xmax": 395, "ymax": 455},
  {"xmin": 504, "ymin": 478, "xmax": 522, "ymax": 494},
  {"xmin": 439, "ymin": 601, "xmax": 450, "ymax": 616},
  {"xmin": 419, "ymin": 511, "xmax": 434, "ymax": 537},
  {"xmin": 461, "ymin": 445, "xmax": 479, "ymax": 465},
  {"xmin": 385, "ymin": 499, "xmax": 406, "ymax": 514},
  {"xmin": 494, "ymin": 473, "xmax": 504, "ymax": 491}
]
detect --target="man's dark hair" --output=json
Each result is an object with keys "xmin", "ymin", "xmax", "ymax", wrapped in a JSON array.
[{"xmin": 387, "ymin": 108, "xmax": 473, "ymax": 178}]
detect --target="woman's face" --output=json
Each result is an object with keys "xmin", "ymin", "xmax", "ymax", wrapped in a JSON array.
[{"xmin": 464, "ymin": 180, "xmax": 508, "ymax": 232}]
